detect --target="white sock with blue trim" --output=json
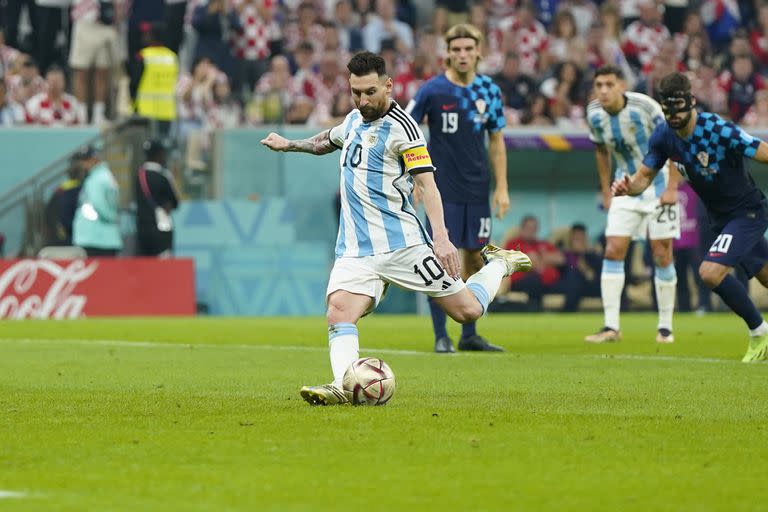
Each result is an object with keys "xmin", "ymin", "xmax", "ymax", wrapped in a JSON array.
[
  {"xmin": 466, "ymin": 259, "xmax": 507, "ymax": 314},
  {"xmin": 601, "ymin": 259, "xmax": 625, "ymax": 331},
  {"xmin": 328, "ymin": 323, "xmax": 359, "ymax": 388},
  {"xmin": 655, "ymin": 264, "xmax": 677, "ymax": 331}
]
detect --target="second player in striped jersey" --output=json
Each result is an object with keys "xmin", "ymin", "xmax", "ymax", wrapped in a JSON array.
[{"xmin": 584, "ymin": 65, "xmax": 680, "ymax": 344}]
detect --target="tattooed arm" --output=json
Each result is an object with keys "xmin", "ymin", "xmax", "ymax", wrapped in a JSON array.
[{"xmin": 260, "ymin": 130, "xmax": 339, "ymax": 155}]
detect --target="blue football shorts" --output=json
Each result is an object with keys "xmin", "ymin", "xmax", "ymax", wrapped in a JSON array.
[
  {"xmin": 705, "ymin": 212, "xmax": 768, "ymax": 277},
  {"xmin": 426, "ymin": 201, "xmax": 492, "ymax": 250}
]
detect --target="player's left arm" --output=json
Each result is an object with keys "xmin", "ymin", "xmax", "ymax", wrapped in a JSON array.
[
  {"xmin": 488, "ymin": 84, "xmax": 509, "ymax": 219},
  {"xmin": 749, "ymin": 141, "xmax": 768, "ymax": 163},
  {"xmin": 413, "ymin": 171, "xmax": 460, "ymax": 278},
  {"xmin": 488, "ymin": 130, "xmax": 509, "ymax": 219}
]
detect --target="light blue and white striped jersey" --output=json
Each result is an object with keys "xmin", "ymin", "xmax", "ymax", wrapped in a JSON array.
[
  {"xmin": 329, "ymin": 101, "xmax": 435, "ymax": 258},
  {"xmin": 586, "ymin": 91, "xmax": 669, "ymax": 201}
]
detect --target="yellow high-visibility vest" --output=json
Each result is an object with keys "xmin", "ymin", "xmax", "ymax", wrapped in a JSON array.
[{"xmin": 136, "ymin": 46, "xmax": 178, "ymax": 121}]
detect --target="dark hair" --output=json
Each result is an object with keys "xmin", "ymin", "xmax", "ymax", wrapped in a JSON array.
[
  {"xmin": 347, "ymin": 51, "xmax": 386, "ymax": 77},
  {"xmin": 46, "ymin": 64, "xmax": 65, "ymax": 75},
  {"xmin": 594, "ymin": 65, "xmax": 624, "ymax": 81},
  {"xmin": 658, "ymin": 72, "xmax": 691, "ymax": 97},
  {"xmin": 521, "ymin": 214, "xmax": 538, "ymax": 226},
  {"xmin": 571, "ymin": 222, "xmax": 587, "ymax": 233}
]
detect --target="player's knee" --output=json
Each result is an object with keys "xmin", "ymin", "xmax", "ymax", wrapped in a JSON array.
[
  {"xmin": 447, "ymin": 302, "xmax": 482, "ymax": 323},
  {"xmin": 326, "ymin": 295, "xmax": 352, "ymax": 324},
  {"xmin": 699, "ymin": 264, "xmax": 725, "ymax": 288}
]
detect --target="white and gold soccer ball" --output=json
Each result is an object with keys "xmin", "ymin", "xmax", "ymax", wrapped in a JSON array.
[{"xmin": 342, "ymin": 357, "xmax": 396, "ymax": 405}]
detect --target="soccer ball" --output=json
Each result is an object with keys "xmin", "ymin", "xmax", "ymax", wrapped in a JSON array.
[{"xmin": 342, "ymin": 357, "xmax": 396, "ymax": 405}]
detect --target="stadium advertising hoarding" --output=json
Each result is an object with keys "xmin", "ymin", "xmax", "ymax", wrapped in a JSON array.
[{"xmin": 0, "ymin": 258, "xmax": 195, "ymax": 319}]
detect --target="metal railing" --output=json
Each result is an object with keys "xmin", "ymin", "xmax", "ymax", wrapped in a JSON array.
[{"xmin": 0, "ymin": 117, "xmax": 152, "ymax": 258}]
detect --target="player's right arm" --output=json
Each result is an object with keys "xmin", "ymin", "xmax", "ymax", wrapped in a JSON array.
[
  {"xmin": 594, "ymin": 144, "xmax": 613, "ymax": 210},
  {"xmin": 260, "ymin": 129, "xmax": 339, "ymax": 155}
]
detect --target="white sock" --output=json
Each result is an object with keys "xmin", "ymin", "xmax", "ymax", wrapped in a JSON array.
[
  {"xmin": 328, "ymin": 323, "xmax": 359, "ymax": 388},
  {"xmin": 466, "ymin": 259, "xmax": 506, "ymax": 314},
  {"xmin": 749, "ymin": 321, "xmax": 768, "ymax": 337},
  {"xmin": 601, "ymin": 259, "xmax": 625, "ymax": 331},
  {"xmin": 92, "ymin": 102, "xmax": 106, "ymax": 124},
  {"xmin": 654, "ymin": 264, "xmax": 677, "ymax": 331}
]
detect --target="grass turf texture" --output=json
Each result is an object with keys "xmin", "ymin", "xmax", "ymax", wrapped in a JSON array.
[{"xmin": 1, "ymin": 313, "xmax": 766, "ymax": 511}]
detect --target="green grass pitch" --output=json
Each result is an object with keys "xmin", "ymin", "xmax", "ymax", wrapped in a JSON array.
[{"xmin": 1, "ymin": 313, "xmax": 766, "ymax": 511}]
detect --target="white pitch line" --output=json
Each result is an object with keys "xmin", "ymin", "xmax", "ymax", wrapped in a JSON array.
[
  {"xmin": 0, "ymin": 337, "xmax": 748, "ymax": 364},
  {"xmin": 0, "ymin": 490, "xmax": 26, "ymax": 499}
]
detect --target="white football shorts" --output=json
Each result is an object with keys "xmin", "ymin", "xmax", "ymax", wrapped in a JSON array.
[
  {"xmin": 326, "ymin": 244, "xmax": 466, "ymax": 313},
  {"xmin": 605, "ymin": 195, "xmax": 681, "ymax": 241}
]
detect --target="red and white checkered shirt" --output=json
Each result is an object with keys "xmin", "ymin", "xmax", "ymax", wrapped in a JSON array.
[
  {"xmin": 295, "ymin": 72, "xmax": 348, "ymax": 107},
  {"xmin": 621, "ymin": 21, "xmax": 671, "ymax": 67},
  {"xmin": 497, "ymin": 16, "xmax": 549, "ymax": 75},
  {"xmin": 282, "ymin": 22, "xmax": 326, "ymax": 53},
  {"xmin": 25, "ymin": 92, "xmax": 84, "ymax": 126},
  {"xmin": 6, "ymin": 74, "xmax": 47, "ymax": 104},
  {"xmin": 230, "ymin": 0, "xmax": 281, "ymax": 61}
]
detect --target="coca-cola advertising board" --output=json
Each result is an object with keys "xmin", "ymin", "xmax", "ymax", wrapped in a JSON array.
[{"xmin": 0, "ymin": 258, "xmax": 195, "ymax": 319}]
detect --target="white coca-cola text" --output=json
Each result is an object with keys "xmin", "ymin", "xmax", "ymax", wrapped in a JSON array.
[{"xmin": 0, "ymin": 259, "xmax": 98, "ymax": 319}]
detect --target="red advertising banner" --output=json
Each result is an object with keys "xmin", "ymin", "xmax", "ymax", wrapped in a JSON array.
[{"xmin": 0, "ymin": 258, "xmax": 195, "ymax": 318}]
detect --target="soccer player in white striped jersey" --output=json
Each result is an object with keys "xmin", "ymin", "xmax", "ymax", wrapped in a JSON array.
[
  {"xmin": 260, "ymin": 52, "xmax": 532, "ymax": 405},
  {"xmin": 584, "ymin": 65, "xmax": 680, "ymax": 344}
]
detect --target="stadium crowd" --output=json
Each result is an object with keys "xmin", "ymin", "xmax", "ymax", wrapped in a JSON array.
[{"xmin": 0, "ymin": 0, "xmax": 767, "ymax": 132}]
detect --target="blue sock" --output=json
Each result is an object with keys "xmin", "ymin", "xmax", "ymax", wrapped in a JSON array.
[
  {"xmin": 461, "ymin": 321, "xmax": 477, "ymax": 338},
  {"xmin": 428, "ymin": 297, "xmax": 448, "ymax": 340},
  {"xmin": 712, "ymin": 274, "xmax": 764, "ymax": 330}
]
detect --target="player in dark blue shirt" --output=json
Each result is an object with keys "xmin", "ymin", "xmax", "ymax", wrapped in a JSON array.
[
  {"xmin": 612, "ymin": 71, "xmax": 768, "ymax": 362},
  {"xmin": 406, "ymin": 23, "xmax": 508, "ymax": 353}
]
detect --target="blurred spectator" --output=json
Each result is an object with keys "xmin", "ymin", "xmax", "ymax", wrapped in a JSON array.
[
  {"xmin": 292, "ymin": 41, "xmax": 315, "ymax": 85},
  {"xmin": 673, "ymin": 182, "xmax": 703, "ymax": 313},
  {"xmin": 469, "ymin": 2, "xmax": 503, "ymax": 75},
  {"xmin": 498, "ymin": 2, "xmax": 548, "ymax": 75},
  {"xmin": 701, "ymin": 0, "xmax": 741, "ymax": 50},
  {"xmin": 750, "ymin": 4, "xmax": 768, "ymax": 73},
  {"xmin": 742, "ymin": 89, "xmax": 768, "ymax": 127},
  {"xmin": 135, "ymin": 139, "xmax": 179, "ymax": 257},
  {"xmin": 718, "ymin": 54, "xmax": 765, "ymax": 122},
  {"xmin": 560, "ymin": 223, "xmax": 602, "ymax": 312},
  {"xmin": 0, "ymin": 81, "xmax": 25, "ymax": 126},
  {"xmin": 717, "ymin": 28, "xmax": 749, "ymax": 71},
  {"xmin": 0, "ymin": 29, "xmax": 23, "ymax": 80},
  {"xmin": 352, "ymin": 0, "xmax": 374, "ymax": 27},
  {"xmin": 635, "ymin": 53, "xmax": 678, "ymax": 100},
  {"xmin": 520, "ymin": 93, "xmax": 554, "ymax": 126},
  {"xmin": 621, "ymin": 0, "xmax": 670, "ymax": 70},
  {"xmin": 362, "ymin": 0, "xmax": 414, "ymax": 54},
  {"xmin": 43, "ymin": 156, "xmax": 83, "ymax": 247},
  {"xmin": 249, "ymin": 54, "xmax": 294, "ymax": 124},
  {"xmin": 585, "ymin": 22, "xmax": 637, "ymax": 88},
  {"xmin": 165, "ymin": 0, "xmax": 189, "ymax": 54},
  {"xmin": 131, "ymin": 24, "xmax": 179, "ymax": 129},
  {"xmin": 177, "ymin": 56, "xmax": 217, "ymax": 138},
  {"xmin": 25, "ymin": 65, "xmax": 84, "ymax": 125},
  {"xmin": 688, "ymin": 64, "xmax": 727, "ymax": 113},
  {"xmin": 434, "ymin": 0, "xmax": 469, "ymax": 29},
  {"xmin": 392, "ymin": 51, "xmax": 435, "ymax": 105},
  {"xmin": 642, "ymin": 40, "xmax": 683, "ymax": 75},
  {"xmin": 69, "ymin": 0, "xmax": 121, "ymax": 124},
  {"xmin": 681, "ymin": 33, "xmax": 713, "ymax": 72},
  {"xmin": 558, "ymin": 0, "xmax": 598, "ymax": 37},
  {"xmin": 674, "ymin": 11, "xmax": 708, "ymax": 61},
  {"xmin": 208, "ymin": 76, "xmax": 242, "ymax": 129},
  {"xmin": 619, "ymin": 0, "xmax": 642, "ymax": 28},
  {"xmin": 504, "ymin": 215, "xmax": 565, "ymax": 311},
  {"xmin": 72, "ymin": 145, "xmax": 122, "ymax": 257},
  {"xmin": 492, "ymin": 52, "xmax": 536, "ymax": 124},
  {"xmin": 334, "ymin": 0, "xmax": 364, "ymax": 52},
  {"xmin": 127, "ymin": 0, "xmax": 166, "ymax": 91},
  {"xmin": 296, "ymin": 50, "xmax": 349, "ymax": 126},
  {"xmin": 6, "ymin": 57, "xmax": 46, "ymax": 105},
  {"xmin": 191, "ymin": 0, "xmax": 241, "ymax": 78},
  {"xmin": 231, "ymin": 0, "xmax": 281, "ymax": 101},
  {"xmin": 539, "ymin": 60, "xmax": 585, "ymax": 128},
  {"xmin": 544, "ymin": 9, "xmax": 587, "ymax": 69},
  {"xmin": 283, "ymin": 1, "xmax": 325, "ymax": 55},
  {"xmin": 599, "ymin": 3, "xmax": 622, "ymax": 43},
  {"xmin": 35, "ymin": 0, "xmax": 72, "ymax": 73}
]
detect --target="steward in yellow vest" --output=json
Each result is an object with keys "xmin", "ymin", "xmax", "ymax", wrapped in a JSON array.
[{"xmin": 133, "ymin": 45, "xmax": 179, "ymax": 121}]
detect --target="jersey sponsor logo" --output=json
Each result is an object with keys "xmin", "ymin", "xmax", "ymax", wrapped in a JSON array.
[
  {"xmin": 697, "ymin": 151, "xmax": 710, "ymax": 167},
  {"xmin": 402, "ymin": 146, "xmax": 433, "ymax": 171},
  {"xmin": 441, "ymin": 103, "xmax": 457, "ymax": 111}
]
